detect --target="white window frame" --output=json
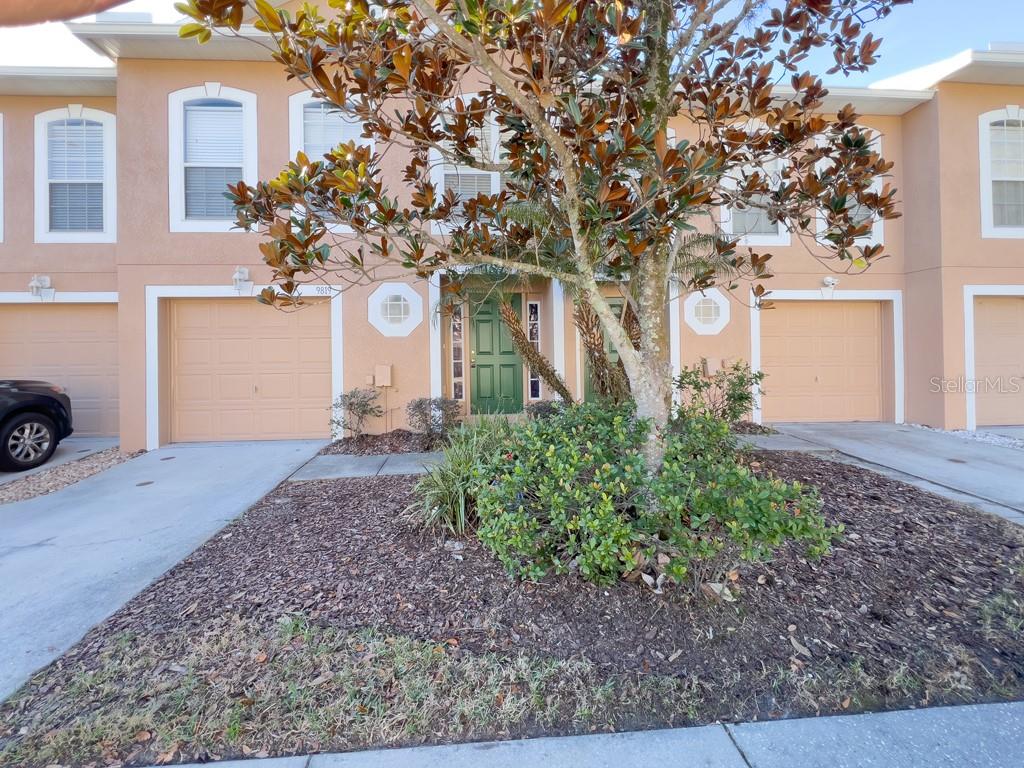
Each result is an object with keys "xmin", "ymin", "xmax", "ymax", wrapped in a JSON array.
[
  {"xmin": 428, "ymin": 110, "xmax": 501, "ymax": 234},
  {"xmin": 683, "ymin": 287, "xmax": 731, "ymax": 335},
  {"xmin": 979, "ymin": 105, "xmax": 1024, "ymax": 239},
  {"xmin": 527, "ymin": 299, "xmax": 542, "ymax": 400},
  {"xmin": 450, "ymin": 303, "xmax": 465, "ymax": 400},
  {"xmin": 815, "ymin": 130, "xmax": 885, "ymax": 247},
  {"xmin": 287, "ymin": 90, "xmax": 373, "ymax": 235},
  {"xmin": 168, "ymin": 82, "xmax": 257, "ymax": 233},
  {"xmin": 34, "ymin": 104, "xmax": 116, "ymax": 244},
  {"xmin": 367, "ymin": 282, "xmax": 424, "ymax": 337},
  {"xmin": 720, "ymin": 148, "xmax": 791, "ymax": 248}
]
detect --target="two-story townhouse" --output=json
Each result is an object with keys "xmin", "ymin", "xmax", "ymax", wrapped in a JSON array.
[{"xmin": 0, "ymin": 15, "xmax": 1022, "ymax": 453}]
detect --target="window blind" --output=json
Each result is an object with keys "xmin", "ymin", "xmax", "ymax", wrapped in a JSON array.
[
  {"xmin": 183, "ymin": 100, "xmax": 244, "ymax": 220},
  {"xmin": 47, "ymin": 118, "xmax": 104, "ymax": 232},
  {"xmin": 991, "ymin": 119, "xmax": 1024, "ymax": 227},
  {"xmin": 731, "ymin": 194, "xmax": 777, "ymax": 237},
  {"xmin": 302, "ymin": 101, "xmax": 364, "ymax": 159}
]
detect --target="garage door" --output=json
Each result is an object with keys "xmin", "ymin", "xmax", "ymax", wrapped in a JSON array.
[
  {"xmin": 760, "ymin": 300, "xmax": 886, "ymax": 422},
  {"xmin": 168, "ymin": 298, "xmax": 332, "ymax": 442},
  {"xmin": 0, "ymin": 304, "xmax": 119, "ymax": 436},
  {"xmin": 975, "ymin": 296, "xmax": 1024, "ymax": 426}
]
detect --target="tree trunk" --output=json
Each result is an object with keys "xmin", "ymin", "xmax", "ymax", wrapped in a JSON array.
[{"xmin": 578, "ymin": 265, "xmax": 674, "ymax": 476}]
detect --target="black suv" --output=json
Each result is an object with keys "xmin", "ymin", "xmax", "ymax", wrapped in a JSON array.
[{"xmin": 0, "ymin": 380, "xmax": 74, "ymax": 472}]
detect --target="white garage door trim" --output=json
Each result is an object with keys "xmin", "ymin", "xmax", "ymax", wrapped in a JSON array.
[
  {"xmin": 145, "ymin": 284, "xmax": 343, "ymax": 450},
  {"xmin": 0, "ymin": 291, "xmax": 118, "ymax": 304},
  {"xmin": 963, "ymin": 284, "xmax": 1024, "ymax": 431},
  {"xmin": 749, "ymin": 289, "xmax": 905, "ymax": 425}
]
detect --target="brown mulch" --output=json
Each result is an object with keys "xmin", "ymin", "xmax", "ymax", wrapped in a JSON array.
[
  {"xmin": 320, "ymin": 429, "xmax": 437, "ymax": 455},
  {"xmin": 732, "ymin": 420, "xmax": 776, "ymax": 435},
  {"xmin": 31, "ymin": 451, "xmax": 1023, "ymax": 722}
]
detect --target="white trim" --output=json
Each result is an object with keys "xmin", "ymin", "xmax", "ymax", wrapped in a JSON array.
[
  {"xmin": 962, "ymin": 284, "xmax": 1024, "ymax": 430},
  {"xmin": 749, "ymin": 289, "xmax": 905, "ymax": 425},
  {"xmin": 683, "ymin": 287, "xmax": 731, "ymax": 335},
  {"xmin": 168, "ymin": 83, "xmax": 257, "ymax": 233},
  {"xmin": 428, "ymin": 274, "xmax": 442, "ymax": 398},
  {"xmin": 669, "ymin": 279, "xmax": 681, "ymax": 401},
  {"xmin": 551, "ymin": 279, "xmax": 566, "ymax": 385},
  {"xmin": 0, "ymin": 291, "xmax": 118, "ymax": 303},
  {"xmin": 367, "ymin": 282, "xmax": 424, "ymax": 337},
  {"xmin": 527, "ymin": 299, "xmax": 542, "ymax": 400},
  {"xmin": 979, "ymin": 106, "xmax": 1024, "ymax": 239},
  {"xmin": 144, "ymin": 284, "xmax": 343, "ymax": 451},
  {"xmin": 33, "ymin": 105, "xmax": 117, "ymax": 244}
]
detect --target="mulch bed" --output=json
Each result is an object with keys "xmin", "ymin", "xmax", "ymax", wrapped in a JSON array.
[
  {"xmin": 320, "ymin": 429, "xmax": 437, "ymax": 455},
  {"xmin": 26, "ymin": 452, "xmax": 1024, "ymax": 690},
  {"xmin": 2, "ymin": 451, "xmax": 1023, "ymax": 765},
  {"xmin": 732, "ymin": 420, "xmax": 776, "ymax": 435}
]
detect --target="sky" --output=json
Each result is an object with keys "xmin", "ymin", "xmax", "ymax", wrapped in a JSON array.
[{"xmin": 0, "ymin": 0, "xmax": 1022, "ymax": 84}]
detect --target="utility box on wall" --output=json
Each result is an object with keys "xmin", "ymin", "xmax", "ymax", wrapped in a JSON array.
[{"xmin": 374, "ymin": 364, "xmax": 393, "ymax": 388}]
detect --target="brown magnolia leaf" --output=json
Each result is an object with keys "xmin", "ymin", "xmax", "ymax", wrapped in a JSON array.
[{"xmin": 789, "ymin": 635, "xmax": 812, "ymax": 658}]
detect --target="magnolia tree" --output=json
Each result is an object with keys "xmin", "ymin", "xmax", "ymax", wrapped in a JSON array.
[{"xmin": 180, "ymin": 0, "xmax": 906, "ymax": 471}]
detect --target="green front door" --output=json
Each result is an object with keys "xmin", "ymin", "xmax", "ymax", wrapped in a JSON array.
[{"xmin": 470, "ymin": 295, "xmax": 524, "ymax": 414}]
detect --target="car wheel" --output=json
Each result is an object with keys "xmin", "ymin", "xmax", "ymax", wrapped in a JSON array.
[{"xmin": 0, "ymin": 413, "xmax": 58, "ymax": 472}]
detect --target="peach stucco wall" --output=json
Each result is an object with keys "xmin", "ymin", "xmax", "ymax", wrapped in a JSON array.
[
  {"xmin": 0, "ymin": 95, "xmax": 118, "ymax": 294},
  {"xmin": 7, "ymin": 56, "xmax": 1024, "ymax": 448}
]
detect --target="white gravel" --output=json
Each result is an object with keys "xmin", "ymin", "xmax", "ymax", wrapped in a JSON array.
[
  {"xmin": 911, "ymin": 424, "xmax": 1024, "ymax": 451},
  {"xmin": 0, "ymin": 448, "xmax": 138, "ymax": 505}
]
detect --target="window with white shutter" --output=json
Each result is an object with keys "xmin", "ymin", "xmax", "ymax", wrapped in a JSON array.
[
  {"xmin": 34, "ymin": 106, "xmax": 116, "ymax": 243},
  {"xmin": 302, "ymin": 101, "xmax": 367, "ymax": 159},
  {"xmin": 47, "ymin": 118, "xmax": 104, "ymax": 232},
  {"xmin": 429, "ymin": 112, "xmax": 501, "ymax": 232},
  {"xmin": 169, "ymin": 84, "xmax": 257, "ymax": 233},
  {"xmin": 979, "ymin": 106, "xmax": 1024, "ymax": 238},
  {"xmin": 183, "ymin": 99, "xmax": 243, "ymax": 220},
  {"xmin": 721, "ymin": 160, "xmax": 790, "ymax": 247}
]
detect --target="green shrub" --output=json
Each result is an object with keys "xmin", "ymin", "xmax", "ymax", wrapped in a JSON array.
[
  {"xmin": 524, "ymin": 400, "xmax": 565, "ymax": 420},
  {"xmin": 407, "ymin": 418, "xmax": 512, "ymax": 535},
  {"xmin": 331, "ymin": 387, "xmax": 383, "ymax": 439},
  {"xmin": 476, "ymin": 404, "xmax": 647, "ymax": 584},
  {"xmin": 474, "ymin": 405, "xmax": 838, "ymax": 592},
  {"xmin": 674, "ymin": 359, "xmax": 764, "ymax": 424},
  {"xmin": 406, "ymin": 397, "xmax": 463, "ymax": 439}
]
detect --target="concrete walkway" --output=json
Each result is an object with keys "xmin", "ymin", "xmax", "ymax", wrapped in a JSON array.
[
  {"xmin": 0, "ymin": 435, "xmax": 117, "ymax": 486},
  {"xmin": 289, "ymin": 451, "xmax": 443, "ymax": 481},
  {"xmin": 743, "ymin": 422, "xmax": 1024, "ymax": 525},
  {"xmin": 0, "ymin": 439, "xmax": 325, "ymax": 700},
  {"xmin": 142, "ymin": 701, "xmax": 1024, "ymax": 768}
]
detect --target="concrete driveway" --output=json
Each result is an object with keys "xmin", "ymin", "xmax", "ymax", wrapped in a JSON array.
[
  {"xmin": 0, "ymin": 439, "xmax": 324, "ymax": 700},
  {"xmin": 764, "ymin": 422, "xmax": 1024, "ymax": 524}
]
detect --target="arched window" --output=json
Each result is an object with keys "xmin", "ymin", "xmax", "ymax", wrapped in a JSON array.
[
  {"xmin": 168, "ymin": 83, "xmax": 256, "ymax": 232},
  {"xmin": 980, "ymin": 106, "xmax": 1024, "ymax": 238},
  {"xmin": 34, "ymin": 105, "xmax": 116, "ymax": 243}
]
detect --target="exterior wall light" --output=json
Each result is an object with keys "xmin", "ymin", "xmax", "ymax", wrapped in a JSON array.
[
  {"xmin": 28, "ymin": 274, "xmax": 55, "ymax": 302},
  {"xmin": 232, "ymin": 266, "xmax": 254, "ymax": 294}
]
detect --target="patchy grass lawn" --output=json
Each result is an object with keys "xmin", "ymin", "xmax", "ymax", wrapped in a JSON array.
[{"xmin": 1, "ymin": 452, "xmax": 1022, "ymax": 767}]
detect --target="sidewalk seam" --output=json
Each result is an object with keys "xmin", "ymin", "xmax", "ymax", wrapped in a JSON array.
[{"xmin": 722, "ymin": 723, "xmax": 754, "ymax": 768}]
